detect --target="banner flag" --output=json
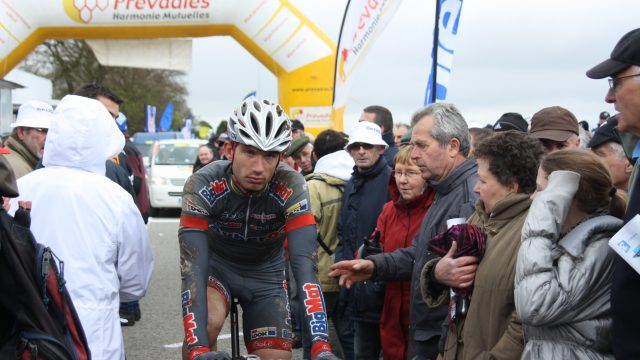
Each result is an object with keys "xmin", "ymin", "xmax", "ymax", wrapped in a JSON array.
[
  {"xmin": 144, "ymin": 105, "xmax": 157, "ymax": 133},
  {"xmin": 243, "ymin": 91, "xmax": 257, "ymax": 100},
  {"xmin": 332, "ymin": 0, "xmax": 403, "ymax": 113},
  {"xmin": 424, "ymin": 0, "xmax": 464, "ymax": 105},
  {"xmin": 158, "ymin": 101, "xmax": 174, "ymax": 132},
  {"xmin": 181, "ymin": 116, "xmax": 193, "ymax": 139},
  {"xmin": 116, "ymin": 111, "xmax": 128, "ymax": 133}
]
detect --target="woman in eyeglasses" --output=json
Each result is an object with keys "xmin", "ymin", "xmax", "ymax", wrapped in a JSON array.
[
  {"xmin": 370, "ymin": 145, "xmax": 435, "ymax": 360},
  {"xmin": 514, "ymin": 150, "xmax": 626, "ymax": 359}
]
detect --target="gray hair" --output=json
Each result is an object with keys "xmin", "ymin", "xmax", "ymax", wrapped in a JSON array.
[
  {"xmin": 609, "ymin": 141, "xmax": 628, "ymax": 161},
  {"xmin": 411, "ymin": 103, "xmax": 470, "ymax": 157}
]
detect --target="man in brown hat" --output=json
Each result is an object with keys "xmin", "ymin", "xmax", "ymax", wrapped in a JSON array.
[
  {"xmin": 528, "ymin": 106, "xmax": 581, "ymax": 152},
  {"xmin": 586, "ymin": 27, "xmax": 640, "ymax": 359}
]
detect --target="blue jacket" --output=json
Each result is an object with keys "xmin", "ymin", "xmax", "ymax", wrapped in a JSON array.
[
  {"xmin": 382, "ymin": 130, "xmax": 398, "ymax": 167},
  {"xmin": 336, "ymin": 156, "xmax": 391, "ymax": 323}
]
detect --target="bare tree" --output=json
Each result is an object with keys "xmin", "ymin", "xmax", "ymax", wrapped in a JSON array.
[{"xmin": 21, "ymin": 39, "xmax": 191, "ymax": 134}]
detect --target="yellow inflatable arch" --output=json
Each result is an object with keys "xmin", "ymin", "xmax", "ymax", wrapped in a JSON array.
[{"xmin": 0, "ymin": 0, "xmax": 338, "ymax": 132}]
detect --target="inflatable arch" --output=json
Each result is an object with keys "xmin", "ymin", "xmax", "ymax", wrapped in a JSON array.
[{"xmin": 0, "ymin": 0, "xmax": 338, "ymax": 132}]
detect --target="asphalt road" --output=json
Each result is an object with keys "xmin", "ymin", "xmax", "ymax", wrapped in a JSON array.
[{"xmin": 122, "ymin": 216, "xmax": 304, "ymax": 359}]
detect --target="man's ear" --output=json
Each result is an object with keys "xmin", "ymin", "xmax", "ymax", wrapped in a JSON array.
[
  {"xmin": 312, "ymin": 151, "xmax": 318, "ymax": 162},
  {"xmin": 447, "ymin": 138, "xmax": 461, "ymax": 157},
  {"xmin": 223, "ymin": 141, "xmax": 234, "ymax": 160}
]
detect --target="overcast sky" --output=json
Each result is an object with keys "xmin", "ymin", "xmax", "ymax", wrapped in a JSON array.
[{"xmin": 186, "ymin": 0, "xmax": 640, "ymax": 131}]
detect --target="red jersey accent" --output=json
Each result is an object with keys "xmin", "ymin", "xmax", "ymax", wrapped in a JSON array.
[
  {"xmin": 180, "ymin": 215, "xmax": 208, "ymax": 230},
  {"xmin": 285, "ymin": 213, "xmax": 315, "ymax": 233}
]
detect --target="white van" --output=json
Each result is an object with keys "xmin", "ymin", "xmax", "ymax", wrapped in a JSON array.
[{"xmin": 148, "ymin": 139, "xmax": 206, "ymax": 215}]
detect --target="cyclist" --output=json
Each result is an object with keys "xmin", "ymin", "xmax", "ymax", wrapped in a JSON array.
[{"xmin": 179, "ymin": 97, "xmax": 338, "ymax": 360}]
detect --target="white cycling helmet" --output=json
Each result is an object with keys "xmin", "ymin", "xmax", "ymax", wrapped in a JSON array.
[{"xmin": 228, "ymin": 97, "xmax": 292, "ymax": 153}]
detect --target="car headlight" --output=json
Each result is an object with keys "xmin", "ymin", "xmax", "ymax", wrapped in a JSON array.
[{"xmin": 151, "ymin": 176, "xmax": 169, "ymax": 185}]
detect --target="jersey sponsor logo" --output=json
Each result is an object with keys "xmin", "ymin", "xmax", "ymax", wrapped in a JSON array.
[
  {"xmin": 221, "ymin": 211, "xmax": 243, "ymax": 221},
  {"xmin": 221, "ymin": 221, "xmax": 242, "ymax": 229},
  {"xmin": 270, "ymin": 180, "xmax": 293, "ymax": 206},
  {"xmin": 251, "ymin": 212, "xmax": 277, "ymax": 223},
  {"xmin": 185, "ymin": 199, "xmax": 208, "ymax": 215},
  {"xmin": 250, "ymin": 327, "xmax": 277, "ymax": 340},
  {"xmin": 285, "ymin": 199, "xmax": 309, "ymax": 217},
  {"xmin": 198, "ymin": 178, "xmax": 229, "ymax": 206},
  {"xmin": 181, "ymin": 290, "xmax": 199, "ymax": 345},
  {"xmin": 302, "ymin": 283, "xmax": 328, "ymax": 337}
]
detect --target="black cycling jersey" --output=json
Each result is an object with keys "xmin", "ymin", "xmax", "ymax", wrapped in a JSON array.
[{"xmin": 179, "ymin": 161, "xmax": 333, "ymax": 360}]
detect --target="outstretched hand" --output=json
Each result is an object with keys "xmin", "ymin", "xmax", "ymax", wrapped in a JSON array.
[
  {"xmin": 328, "ymin": 259, "xmax": 375, "ymax": 289},
  {"xmin": 433, "ymin": 241, "xmax": 479, "ymax": 289}
]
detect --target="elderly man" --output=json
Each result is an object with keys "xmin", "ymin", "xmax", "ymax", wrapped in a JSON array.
[
  {"xmin": 335, "ymin": 121, "xmax": 391, "ymax": 359},
  {"xmin": 586, "ymin": 27, "xmax": 640, "ymax": 360},
  {"xmin": 587, "ymin": 116, "xmax": 632, "ymax": 191},
  {"xmin": 3, "ymin": 100, "xmax": 52, "ymax": 178},
  {"xmin": 286, "ymin": 136, "xmax": 314, "ymax": 175},
  {"xmin": 528, "ymin": 106, "xmax": 581, "ymax": 152},
  {"xmin": 359, "ymin": 105, "xmax": 398, "ymax": 167},
  {"xmin": 331, "ymin": 103, "xmax": 478, "ymax": 359},
  {"xmin": 10, "ymin": 95, "xmax": 154, "ymax": 359}
]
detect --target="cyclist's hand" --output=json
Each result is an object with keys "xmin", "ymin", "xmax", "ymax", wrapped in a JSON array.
[
  {"xmin": 313, "ymin": 351, "xmax": 341, "ymax": 360},
  {"xmin": 193, "ymin": 350, "xmax": 232, "ymax": 360}
]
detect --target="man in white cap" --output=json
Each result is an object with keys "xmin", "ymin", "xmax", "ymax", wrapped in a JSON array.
[
  {"xmin": 3, "ymin": 100, "xmax": 52, "ymax": 178},
  {"xmin": 10, "ymin": 95, "xmax": 154, "ymax": 360},
  {"xmin": 334, "ymin": 121, "xmax": 391, "ymax": 359}
]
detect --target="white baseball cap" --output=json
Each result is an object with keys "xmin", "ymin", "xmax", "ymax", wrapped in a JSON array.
[
  {"xmin": 12, "ymin": 100, "xmax": 53, "ymax": 129},
  {"xmin": 346, "ymin": 122, "xmax": 388, "ymax": 149}
]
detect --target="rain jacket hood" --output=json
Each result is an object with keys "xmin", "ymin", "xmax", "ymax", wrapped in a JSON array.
[
  {"xmin": 43, "ymin": 95, "xmax": 124, "ymax": 175},
  {"xmin": 312, "ymin": 150, "xmax": 354, "ymax": 181}
]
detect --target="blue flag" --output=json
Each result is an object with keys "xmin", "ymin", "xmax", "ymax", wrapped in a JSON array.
[
  {"xmin": 424, "ymin": 0, "xmax": 464, "ymax": 105},
  {"xmin": 158, "ymin": 101, "xmax": 174, "ymax": 132},
  {"xmin": 243, "ymin": 91, "xmax": 257, "ymax": 100}
]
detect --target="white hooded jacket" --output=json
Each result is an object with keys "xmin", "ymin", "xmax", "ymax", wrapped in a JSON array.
[{"xmin": 11, "ymin": 95, "xmax": 154, "ymax": 360}]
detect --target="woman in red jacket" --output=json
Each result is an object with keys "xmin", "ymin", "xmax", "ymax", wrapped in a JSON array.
[{"xmin": 376, "ymin": 145, "xmax": 435, "ymax": 359}]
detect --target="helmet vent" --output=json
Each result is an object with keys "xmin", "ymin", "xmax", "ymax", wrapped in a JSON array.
[
  {"xmin": 239, "ymin": 129, "xmax": 251, "ymax": 140},
  {"xmin": 265, "ymin": 112, "xmax": 273, "ymax": 137},
  {"xmin": 275, "ymin": 121, "xmax": 287, "ymax": 139},
  {"xmin": 241, "ymin": 102, "xmax": 248, "ymax": 115},
  {"xmin": 250, "ymin": 112, "xmax": 260, "ymax": 135},
  {"xmin": 253, "ymin": 100, "xmax": 261, "ymax": 112},
  {"xmin": 275, "ymin": 105, "xmax": 283, "ymax": 117}
]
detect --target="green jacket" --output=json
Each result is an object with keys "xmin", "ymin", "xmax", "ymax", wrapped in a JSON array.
[{"xmin": 305, "ymin": 172, "xmax": 346, "ymax": 293}]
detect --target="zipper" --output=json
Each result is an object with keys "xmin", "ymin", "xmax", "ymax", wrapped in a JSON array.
[{"xmin": 244, "ymin": 196, "xmax": 252, "ymax": 241}]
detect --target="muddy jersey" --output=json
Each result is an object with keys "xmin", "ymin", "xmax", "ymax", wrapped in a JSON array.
[{"xmin": 180, "ymin": 160, "xmax": 315, "ymax": 264}]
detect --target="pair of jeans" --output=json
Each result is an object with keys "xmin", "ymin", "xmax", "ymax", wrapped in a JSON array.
[{"xmin": 354, "ymin": 321, "xmax": 380, "ymax": 359}]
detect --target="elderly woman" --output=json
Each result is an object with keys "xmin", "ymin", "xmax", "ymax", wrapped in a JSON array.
[
  {"xmin": 514, "ymin": 150, "xmax": 626, "ymax": 359},
  {"xmin": 422, "ymin": 131, "xmax": 545, "ymax": 360},
  {"xmin": 371, "ymin": 146, "xmax": 435, "ymax": 359}
]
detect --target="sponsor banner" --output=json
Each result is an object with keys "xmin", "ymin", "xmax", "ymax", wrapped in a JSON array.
[
  {"xmin": 424, "ymin": 0, "xmax": 464, "ymax": 105},
  {"xmin": 145, "ymin": 104, "xmax": 157, "ymax": 133},
  {"xmin": 290, "ymin": 106, "xmax": 332, "ymax": 128},
  {"xmin": 332, "ymin": 0, "xmax": 403, "ymax": 109}
]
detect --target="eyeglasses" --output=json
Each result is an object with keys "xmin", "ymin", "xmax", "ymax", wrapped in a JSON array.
[
  {"xmin": 348, "ymin": 143, "xmax": 375, "ymax": 151},
  {"xmin": 608, "ymin": 73, "xmax": 640, "ymax": 91},
  {"xmin": 30, "ymin": 127, "xmax": 48, "ymax": 134},
  {"xmin": 394, "ymin": 170, "xmax": 422, "ymax": 179}
]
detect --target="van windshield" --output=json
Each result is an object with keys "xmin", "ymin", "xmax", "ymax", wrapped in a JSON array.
[{"xmin": 154, "ymin": 143, "xmax": 199, "ymax": 165}]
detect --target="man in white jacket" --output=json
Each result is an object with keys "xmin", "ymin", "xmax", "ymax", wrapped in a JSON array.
[{"xmin": 10, "ymin": 95, "xmax": 154, "ymax": 360}]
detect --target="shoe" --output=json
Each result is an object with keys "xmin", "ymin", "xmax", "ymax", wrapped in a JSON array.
[
  {"xmin": 134, "ymin": 302, "xmax": 141, "ymax": 321},
  {"xmin": 120, "ymin": 311, "xmax": 136, "ymax": 326}
]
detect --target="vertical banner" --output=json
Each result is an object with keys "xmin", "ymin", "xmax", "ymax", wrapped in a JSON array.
[
  {"xmin": 332, "ymin": 0, "xmax": 403, "ymax": 124},
  {"xmin": 158, "ymin": 101, "xmax": 174, "ymax": 132},
  {"xmin": 145, "ymin": 105, "xmax": 157, "ymax": 133},
  {"xmin": 424, "ymin": 0, "xmax": 464, "ymax": 105},
  {"xmin": 181, "ymin": 116, "xmax": 193, "ymax": 139}
]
